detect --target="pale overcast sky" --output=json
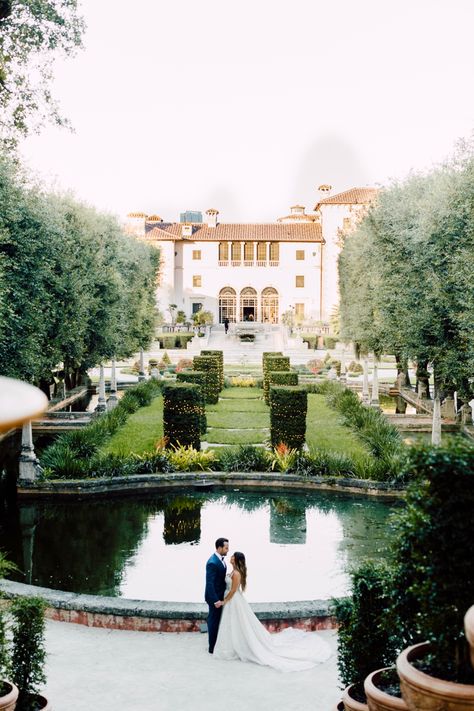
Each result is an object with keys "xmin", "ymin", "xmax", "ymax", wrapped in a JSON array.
[{"xmin": 19, "ymin": 0, "xmax": 474, "ymax": 222}]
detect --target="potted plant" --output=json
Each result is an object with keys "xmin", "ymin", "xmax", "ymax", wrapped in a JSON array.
[
  {"xmin": 0, "ymin": 553, "xmax": 19, "ymax": 711},
  {"xmin": 364, "ymin": 667, "xmax": 407, "ymax": 711},
  {"xmin": 333, "ymin": 560, "xmax": 397, "ymax": 711},
  {"xmin": 390, "ymin": 443, "xmax": 474, "ymax": 710},
  {"xmin": 11, "ymin": 597, "xmax": 51, "ymax": 710}
]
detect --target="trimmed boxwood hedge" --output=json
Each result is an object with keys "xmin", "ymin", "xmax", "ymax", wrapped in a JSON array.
[
  {"xmin": 270, "ymin": 385, "xmax": 307, "ymax": 450},
  {"xmin": 193, "ymin": 355, "xmax": 220, "ymax": 404},
  {"xmin": 163, "ymin": 382, "xmax": 201, "ymax": 450},
  {"xmin": 201, "ymin": 350, "xmax": 224, "ymax": 391},
  {"xmin": 269, "ymin": 371, "xmax": 298, "ymax": 403},
  {"xmin": 262, "ymin": 352, "xmax": 283, "ymax": 401},
  {"xmin": 176, "ymin": 370, "xmax": 207, "ymax": 434},
  {"xmin": 263, "ymin": 354, "xmax": 290, "ymax": 404}
]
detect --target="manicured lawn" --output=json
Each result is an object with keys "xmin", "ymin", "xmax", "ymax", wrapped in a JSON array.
[
  {"xmin": 206, "ymin": 411, "xmax": 269, "ymax": 429},
  {"xmin": 102, "ymin": 395, "xmax": 164, "ymax": 456},
  {"xmin": 306, "ymin": 394, "xmax": 370, "ymax": 458},
  {"xmin": 205, "ymin": 428, "xmax": 269, "ymax": 444},
  {"xmin": 206, "ymin": 398, "xmax": 268, "ymax": 413},
  {"xmin": 219, "ymin": 388, "xmax": 262, "ymax": 399}
]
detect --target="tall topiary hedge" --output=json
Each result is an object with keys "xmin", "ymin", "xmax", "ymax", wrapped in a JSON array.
[
  {"xmin": 177, "ymin": 370, "xmax": 207, "ymax": 434},
  {"xmin": 263, "ymin": 355, "xmax": 290, "ymax": 404},
  {"xmin": 193, "ymin": 355, "xmax": 220, "ymax": 404},
  {"xmin": 201, "ymin": 350, "xmax": 224, "ymax": 391},
  {"xmin": 269, "ymin": 371, "xmax": 298, "ymax": 396},
  {"xmin": 270, "ymin": 385, "xmax": 307, "ymax": 449},
  {"xmin": 163, "ymin": 383, "xmax": 201, "ymax": 449}
]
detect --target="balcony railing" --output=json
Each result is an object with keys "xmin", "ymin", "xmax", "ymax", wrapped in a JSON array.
[
  {"xmin": 231, "ymin": 260, "xmax": 241, "ymax": 267},
  {"xmin": 256, "ymin": 260, "xmax": 267, "ymax": 267},
  {"xmin": 218, "ymin": 260, "xmax": 229, "ymax": 266},
  {"xmin": 269, "ymin": 260, "xmax": 279, "ymax": 266}
]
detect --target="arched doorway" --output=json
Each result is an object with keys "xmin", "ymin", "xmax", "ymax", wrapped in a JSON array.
[
  {"xmin": 219, "ymin": 287, "xmax": 237, "ymax": 323},
  {"xmin": 240, "ymin": 287, "xmax": 258, "ymax": 322},
  {"xmin": 261, "ymin": 287, "xmax": 279, "ymax": 323}
]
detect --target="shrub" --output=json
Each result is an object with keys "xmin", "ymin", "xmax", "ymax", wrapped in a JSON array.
[
  {"xmin": 218, "ymin": 445, "xmax": 270, "ymax": 472},
  {"xmin": 200, "ymin": 350, "xmax": 224, "ymax": 390},
  {"xmin": 160, "ymin": 351, "xmax": 171, "ymax": 366},
  {"xmin": 163, "ymin": 382, "xmax": 201, "ymax": 449},
  {"xmin": 269, "ymin": 371, "xmax": 298, "ymax": 396},
  {"xmin": 324, "ymin": 336, "xmax": 337, "ymax": 349},
  {"xmin": 330, "ymin": 359, "xmax": 341, "ymax": 376},
  {"xmin": 41, "ymin": 444, "xmax": 90, "ymax": 479},
  {"xmin": 176, "ymin": 370, "xmax": 207, "ymax": 434},
  {"xmin": 167, "ymin": 444, "xmax": 215, "ymax": 472},
  {"xmin": 263, "ymin": 354, "xmax": 289, "ymax": 404},
  {"xmin": 269, "ymin": 443, "xmax": 299, "ymax": 472},
  {"xmin": 229, "ymin": 376, "xmax": 257, "ymax": 387},
  {"xmin": 11, "ymin": 597, "xmax": 47, "ymax": 710},
  {"xmin": 389, "ymin": 442, "xmax": 474, "ymax": 682},
  {"xmin": 270, "ymin": 385, "xmax": 307, "ymax": 450},
  {"xmin": 176, "ymin": 358, "xmax": 193, "ymax": 372},
  {"xmin": 193, "ymin": 355, "xmax": 220, "ymax": 404},
  {"xmin": 348, "ymin": 361, "xmax": 363, "ymax": 374},
  {"xmin": 148, "ymin": 358, "xmax": 159, "ymax": 374},
  {"xmin": 334, "ymin": 561, "xmax": 396, "ymax": 700},
  {"xmin": 306, "ymin": 358, "xmax": 325, "ymax": 374},
  {"xmin": 301, "ymin": 335, "xmax": 318, "ymax": 349}
]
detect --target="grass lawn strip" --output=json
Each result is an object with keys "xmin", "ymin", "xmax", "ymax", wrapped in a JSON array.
[
  {"xmin": 219, "ymin": 389, "xmax": 262, "ymax": 399},
  {"xmin": 204, "ymin": 428, "xmax": 269, "ymax": 445},
  {"xmin": 102, "ymin": 395, "xmax": 164, "ymax": 456},
  {"xmin": 306, "ymin": 394, "xmax": 370, "ymax": 459},
  {"xmin": 206, "ymin": 411, "xmax": 269, "ymax": 429},
  {"xmin": 206, "ymin": 399, "xmax": 268, "ymax": 413},
  {"xmin": 203, "ymin": 387, "xmax": 269, "ymax": 445}
]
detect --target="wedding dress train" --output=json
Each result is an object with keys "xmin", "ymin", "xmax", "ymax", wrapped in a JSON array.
[{"xmin": 213, "ymin": 575, "xmax": 331, "ymax": 672}]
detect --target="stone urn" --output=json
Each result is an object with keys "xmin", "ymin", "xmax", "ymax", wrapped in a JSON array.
[
  {"xmin": 397, "ymin": 642, "xmax": 474, "ymax": 711},
  {"xmin": 342, "ymin": 684, "xmax": 369, "ymax": 711},
  {"xmin": 465, "ymin": 606, "xmax": 474, "ymax": 670},
  {"xmin": 0, "ymin": 681, "xmax": 18, "ymax": 711},
  {"xmin": 364, "ymin": 668, "xmax": 408, "ymax": 711}
]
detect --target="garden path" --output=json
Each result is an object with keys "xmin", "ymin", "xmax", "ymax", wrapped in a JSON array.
[{"xmin": 203, "ymin": 388, "xmax": 269, "ymax": 446}]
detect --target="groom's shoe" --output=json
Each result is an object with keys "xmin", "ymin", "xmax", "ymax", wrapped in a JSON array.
[{"xmin": 209, "ymin": 649, "xmax": 214, "ymax": 654}]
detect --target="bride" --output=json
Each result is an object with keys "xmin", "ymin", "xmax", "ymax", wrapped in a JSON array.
[{"xmin": 213, "ymin": 551, "xmax": 332, "ymax": 672}]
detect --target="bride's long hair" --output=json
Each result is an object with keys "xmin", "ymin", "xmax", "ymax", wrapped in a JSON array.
[{"xmin": 233, "ymin": 551, "xmax": 247, "ymax": 591}]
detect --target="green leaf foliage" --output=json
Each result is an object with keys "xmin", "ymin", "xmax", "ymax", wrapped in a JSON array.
[
  {"xmin": 11, "ymin": 597, "xmax": 47, "ymax": 706},
  {"xmin": 162, "ymin": 383, "xmax": 201, "ymax": 450},
  {"xmin": 192, "ymin": 355, "xmax": 220, "ymax": 404},
  {"xmin": 270, "ymin": 385, "xmax": 307, "ymax": 450},
  {"xmin": 176, "ymin": 370, "xmax": 207, "ymax": 434}
]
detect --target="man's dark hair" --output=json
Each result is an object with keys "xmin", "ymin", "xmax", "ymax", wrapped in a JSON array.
[{"xmin": 215, "ymin": 537, "xmax": 229, "ymax": 550}]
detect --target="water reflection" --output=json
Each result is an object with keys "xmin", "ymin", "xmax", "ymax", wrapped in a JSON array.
[{"xmin": 0, "ymin": 490, "xmax": 400, "ymax": 602}]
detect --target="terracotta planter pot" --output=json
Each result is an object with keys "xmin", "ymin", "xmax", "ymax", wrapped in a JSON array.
[
  {"xmin": 364, "ymin": 667, "xmax": 408, "ymax": 711},
  {"xmin": 342, "ymin": 684, "xmax": 369, "ymax": 711},
  {"xmin": 0, "ymin": 681, "xmax": 19, "ymax": 711},
  {"xmin": 397, "ymin": 642, "xmax": 474, "ymax": 711},
  {"xmin": 465, "ymin": 606, "xmax": 474, "ymax": 670}
]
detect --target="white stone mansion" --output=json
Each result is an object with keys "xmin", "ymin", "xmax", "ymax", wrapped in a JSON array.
[{"xmin": 126, "ymin": 186, "xmax": 377, "ymax": 325}]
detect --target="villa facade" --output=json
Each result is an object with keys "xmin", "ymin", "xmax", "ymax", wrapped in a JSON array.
[{"xmin": 126, "ymin": 186, "xmax": 378, "ymax": 325}]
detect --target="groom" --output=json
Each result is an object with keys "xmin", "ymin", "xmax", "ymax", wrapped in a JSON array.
[{"xmin": 205, "ymin": 537, "xmax": 229, "ymax": 653}]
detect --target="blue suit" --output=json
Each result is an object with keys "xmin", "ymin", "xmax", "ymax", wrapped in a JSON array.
[{"xmin": 205, "ymin": 552, "xmax": 227, "ymax": 653}]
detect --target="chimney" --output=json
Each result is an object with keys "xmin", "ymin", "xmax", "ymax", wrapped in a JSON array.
[
  {"xmin": 317, "ymin": 184, "xmax": 333, "ymax": 201},
  {"xmin": 125, "ymin": 212, "xmax": 147, "ymax": 236},
  {"xmin": 290, "ymin": 205, "xmax": 305, "ymax": 215},
  {"xmin": 205, "ymin": 208, "xmax": 219, "ymax": 228},
  {"xmin": 182, "ymin": 223, "xmax": 193, "ymax": 237}
]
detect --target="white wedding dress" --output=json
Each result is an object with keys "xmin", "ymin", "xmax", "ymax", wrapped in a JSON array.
[{"xmin": 213, "ymin": 574, "xmax": 332, "ymax": 672}]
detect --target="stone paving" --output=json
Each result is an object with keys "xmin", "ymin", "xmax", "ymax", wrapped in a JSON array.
[{"xmin": 43, "ymin": 620, "xmax": 341, "ymax": 711}]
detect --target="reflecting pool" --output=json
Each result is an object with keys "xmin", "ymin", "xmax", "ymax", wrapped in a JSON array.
[{"xmin": 0, "ymin": 490, "xmax": 400, "ymax": 602}]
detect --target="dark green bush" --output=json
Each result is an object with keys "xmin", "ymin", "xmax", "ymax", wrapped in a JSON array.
[
  {"xmin": 334, "ymin": 561, "xmax": 397, "ymax": 697},
  {"xmin": 269, "ymin": 371, "xmax": 298, "ymax": 398},
  {"xmin": 11, "ymin": 597, "xmax": 47, "ymax": 711},
  {"xmin": 163, "ymin": 383, "xmax": 201, "ymax": 449},
  {"xmin": 270, "ymin": 385, "xmax": 307, "ymax": 450},
  {"xmin": 301, "ymin": 335, "xmax": 318, "ymax": 349},
  {"xmin": 201, "ymin": 350, "xmax": 224, "ymax": 391},
  {"xmin": 218, "ymin": 445, "xmax": 270, "ymax": 472},
  {"xmin": 263, "ymin": 354, "xmax": 290, "ymax": 404},
  {"xmin": 324, "ymin": 336, "xmax": 337, "ymax": 349},
  {"xmin": 389, "ymin": 442, "xmax": 474, "ymax": 682},
  {"xmin": 193, "ymin": 355, "xmax": 220, "ymax": 404},
  {"xmin": 177, "ymin": 370, "xmax": 207, "ymax": 434}
]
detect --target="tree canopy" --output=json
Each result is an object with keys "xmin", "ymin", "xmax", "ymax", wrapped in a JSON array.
[
  {"xmin": 338, "ymin": 142, "xmax": 474, "ymax": 399},
  {"xmin": 0, "ymin": 154, "xmax": 159, "ymax": 390},
  {"xmin": 0, "ymin": 0, "xmax": 85, "ymax": 146}
]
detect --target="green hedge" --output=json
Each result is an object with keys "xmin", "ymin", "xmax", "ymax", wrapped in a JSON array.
[
  {"xmin": 177, "ymin": 370, "xmax": 207, "ymax": 434},
  {"xmin": 324, "ymin": 336, "xmax": 337, "ymax": 349},
  {"xmin": 263, "ymin": 354, "xmax": 290, "ymax": 404},
  {"xmin": 157, "ymin": 334, "xmax": 194, "ymax": 349},
  {"xmin": 269, "ymin": 370, "xmax": 298, "ymax": 402},
  {"xmin": 201, "ymin": 350, "xmax": 224, "ymax": 391},
  {"xmin": 301, "ymin": 335, "xmax": 318, "ymax": 349},
  {"xmin": 270, "ymin": 385, "xmax": 307, "ymax": 450},
  {"xmin": 193, "ymin": 355, "xmax": 220, "ymax": 404},
  {"xmin": 163, "ymin": 383, "xmax": 201, "ymax": 450}
]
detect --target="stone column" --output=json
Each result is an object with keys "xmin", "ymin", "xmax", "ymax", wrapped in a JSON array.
[
  {"xmin": 18, "ymin": 422, "xmax": 42, "ymax": 482},
  {"xmin": 95, "ymin": 364, "xmax": 107, "ymax": 412},
  {"xmin": 107, "ymin": 358, "xmax": 118, "ymax": 410},
  {"xmin": 461, "ymin": 403, "xmax": 473, "ymax": 425},
  {"xmin": 340, "ymin": 346, "xmax": 347, "ymax": 383},
  {"xmin": 138, "ymin": 348, "xmax": 146, "ymax": 382},
  {"xmin": 362, "ymin": 357, "xmax": 369, "ymax": 404},
  {"xmin": 370, "ymin": 359, "xmax": 380, "ymax": 408},
  {"xmin": 431, "ymin": 395, "xmax": 442, "ymax": 445},
  {"xmin": 253, "ymin": 241, "xmax": 258, "ymax": 265},
  {"xmin": 266, "ymin": 241, "xmax": 270, "ymax": 263}
]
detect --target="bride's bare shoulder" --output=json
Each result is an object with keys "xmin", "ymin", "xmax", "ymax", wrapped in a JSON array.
[{"xmin": 231, "ymin": 570, "xmax": 241, "ymax": 580}]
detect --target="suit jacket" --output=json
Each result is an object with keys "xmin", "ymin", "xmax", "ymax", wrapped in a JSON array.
[{"xmin": 205, "ymin": 553, "xmax": 227, "ymax": 605}]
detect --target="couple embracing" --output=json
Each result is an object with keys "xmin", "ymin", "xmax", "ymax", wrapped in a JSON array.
[{"xmin": 205, "ymin": 537, "xmax": 331, "ymax": 672}]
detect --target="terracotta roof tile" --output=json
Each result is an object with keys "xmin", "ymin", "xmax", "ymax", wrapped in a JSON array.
[
  {"xmin": 144, "ymin": 222, "xmax": 323, "ymax": 243},
  {"xmin": 314, "ymin": 187, "xmax": 378, "ymax": 210}
]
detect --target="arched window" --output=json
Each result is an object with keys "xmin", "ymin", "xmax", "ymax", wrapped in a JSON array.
[
  {"xmin": 219, "ymin": 287, "xmax": 237, "ymax": 323},
  {"xmin": 240, "ymin": 287, "xmax": 258, "ymax": 322},
  {"xmin": 261, "ymin": 287, "xmax": 279, "ymax": 323}
]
